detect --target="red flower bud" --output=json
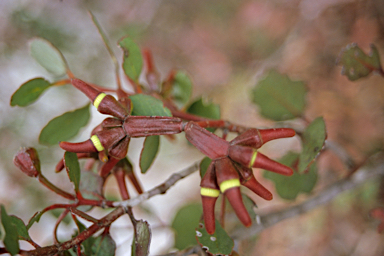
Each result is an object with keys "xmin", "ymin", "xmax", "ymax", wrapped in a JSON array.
[
  {"xmin": 101, "ymin": 117, "xmax": 123, "ymax": 129},
  {"xmin": 59, "ymin": 140, "xmax": 98, "ymax": 153},
  {"xmin": 124, "ymin": 116, "xmax": 183, "ymax": 137},
  {"xmin": 13, "ymin": 147, "xmax": 41, "ymax": 177},
  {"xmin": 242, "ymin": 176, "xmax": 273, "ymax": 201},
  {"xmin": 230, "ymin": 128, "xmax": 295, "ymax": 148},
  {"xmin": 184, "ymin": 122, "xmax": 229, "ymax": 159}
]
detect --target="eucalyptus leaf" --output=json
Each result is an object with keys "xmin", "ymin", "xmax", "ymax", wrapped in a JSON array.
[
  {"xmin": 119, "ymin": 36, "xmax": 143, "ymax": 82},
  {"xmin": 131, "ymin": 220, "xmax": 151, "ymax": 256},
  {"xmin": 199, "ymin": 157, "xmax": 212, "ymax": 178},
  {"xmin": 30, "ymin": 37, "xmax": 68, "ymax": 77},
  {"xmin": 39, "ymin": 104, "xmax": 90, "ymax": 145},
  {"xmin": 139, "ymin": 136, "xmax": 160, "ymax": 174},
  {"xmin": 10, "ymin": 78, "xmax": 51, "ymax": 107},
  {"xmin": 9, "ymin": 216, "xmax": 30, "ymax": 240},
  {"xmin": 337, "ymin": 43, "xmax": 382, "ymax": 81},
  {"xmin": 171, "ymin": 71, "xmax": 193, "ymax": 108},
  {"xmin": 129, "ymin": 94, "xmax": 172, "ymax": 117},
  {"xmin": 64, "ymin": 151, "xmax": 81, "ymax": 192},
  {"xmin": 251, "ymin": 69, "xmax": 306, "ymax": 121},
  {"xmin": 1, "ymin": 205, "xmax": 19, "ymax": 256},
  {"xmin": 91, "ymin": 233, "xmax": 116, "ymax": 256}
]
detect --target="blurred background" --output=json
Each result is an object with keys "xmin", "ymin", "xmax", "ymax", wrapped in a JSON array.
[{"xmin": 1, "ymin": 0, "xmax": 384, "ymax": 255}]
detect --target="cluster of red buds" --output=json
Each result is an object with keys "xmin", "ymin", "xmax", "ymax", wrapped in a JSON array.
[{"xmin": 185, "ymin": 122, "xmax": 295, "ymax": 234}]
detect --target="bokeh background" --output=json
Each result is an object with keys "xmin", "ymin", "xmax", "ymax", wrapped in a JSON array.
[{"xmin": 1, "ymin": 0, "xmax": 384, "ymax": 255}]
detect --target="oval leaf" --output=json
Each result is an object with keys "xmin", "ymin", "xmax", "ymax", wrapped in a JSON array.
[
  {"xmin": 187, "ymin": 97, "xmax": 220, "ymax": 120},
  {"xmin": 129, "ymin": 94, "xmax": 172, "ymax": 117},
  {"xmin": 199, "ymin": 157, "xmax": 212, "ymax": 178},
  {"xmin": 91, "ymin": 233, "xmax": 116, "ymax": 256},
  {"xmin": 64, "ymin": 151, "xmax": 81, "ymax": 192},
  {"xmin": 131, "ymin": 220, "xmax": 151, "ymax": 256},
  {"xmin": 171, "ymin": 71, "xmax": 193, "ymax": 108},
  {"xmin": 1, "ymin": 205, "xmax": 20, "ymax": 256},
  {"xmin": 171, "ymin": 203, "xmax": 203, "ymax": 250},
  {"xmin": 139, "ymin": 135, "xmax": 160, "ymax": 174},
  {"xmin": 30, "ymin": 38, "xmax": 68, "ymax": 77},
  {"xmin": 251, "ymin": 69, "xmax": 307, "ymax": 121},
  {"xmin": 10, "ymin": 78, "xmax": 51, "ymax": 107},
  {"xmin": 196, "ymin": 219, "xmax": 234, "ymax": 255},
  {"xmin": 337, "ymin": 43, "xmax": 382, "ymax": 81},
  {"xmin": 119, "ymin": 37, "xmax": 143, "ymax": 82},
  {"xmin": 9, "ymin": 216, "xmax": 30, "ymax": 241},
  {"xmin": 298, "ymin": 117, "xmax": 326, "ymax": 173},
  {"xmin": 39, "ymin": 104, "xmax": 90, "ymax": 145},
  {"xmin": 264, "ymin": 152, "xmax": 318, "ymax": 200}
]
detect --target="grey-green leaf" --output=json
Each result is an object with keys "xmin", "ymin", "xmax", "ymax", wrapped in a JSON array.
[
  {"xmin": 298, "ymin": 117, "xmax": 326, "ymax": 173},
  {"xmin": 119, "ymin": 36, "xmax": 143, "ymax": 82},
  {"xmin": 171, "ymin": 71, "xmax": 193, "ymax": 108},
  {"xmin": 196, "ymin": 219, "xmax": 234, "ymax": 255},
  {"xmin": 39, "ymin": 104, "xmax": 90, "ymax": 145},
  {"xmin": 30, "ymin": 38, "xmax": 68, "ymax": 77},
  {"xmin": 199, "ymin": 157, "xmax": 212, "ymax": 178},
  {"xmin": 131, "ymin": 220, "xmax": 151, "ymax": 256},
  {"xmin": 91, "ymin": 233, "xmax": 116, "ymax": 256},
  {"xmin": 337, "ymin": 43, "xmax": 382, "ymax": 81},
  {"xmin": 1, "ymin": 205, "xmax": 20, "ymax": 256},
  {"xmin": 171, "ymin": 203, "xmax": 202, "ymax": 250},
  {"xmin": 251, "ymin": 69, "xmax": 306, "ymax": 121},
  {"xmin": 264, "ymin": 152, "xmax": 318, "ymax": 200},
  {"xmin": 9, "ymin": 216, "xmax": 30, "ymax": 240},
  {"xmin": 129, "ymin": 94, "xmax": 172, "ymax": 117},
  {"xmin": 10, "ymin": 78, "xmax": 51, "ymax": 107},
  {"xmin": 139, "ymin": 136, "xmax": 160, "ymax": 174},
  {"xmin": 187, "ymin": 97, "xmax": 220, "ymax": 120},
  {"xmin": 64, "ymin": 151, "xmax": 81, "ymax": 192}
]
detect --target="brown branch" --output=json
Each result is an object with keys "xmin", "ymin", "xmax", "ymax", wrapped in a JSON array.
[{"xmin": 231, "ymin": 158, "xmax": 384, "ymax": 240}]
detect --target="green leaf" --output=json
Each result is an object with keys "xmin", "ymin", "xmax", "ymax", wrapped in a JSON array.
[
  {"xmin": 251, "ymin": 69, "xmax": 306, "ymax": 121},
  {"xmin": 30, "ymin": 37, "xmax": 68, "ymax": 77},
  {"xmin": 337, "ymin": 43, "xmax": 382, "ymax": 81},
  {"xmin": 199, "ymin": 157, "xmax": 212, "ymax": 178},
  {"xmin": 171, "ymin": 203, "xmax": 202, "ymax": 250},
  {"xmin": 171, "ymin": 71, "xmax": 193, "ymax": 108},
  {"xmin": 263, "ymin": 152, "xmax": 318, "ymax": 200},
  {"xmin": 26, "ymin": 211, "xmax": 44, "ymax": 230},
  {"xmin": 91, "ymin": 233, "xmax": 116, "ymax": 256},
  {"xmin": 298, "ymin": 117, "xmax": 326, "ymax": 173},
  {"xmin": 131, "ymin": 220, "xmax": 151, "ymax": 256},
  {"xmin": 73, "ymin": 217, "xmax": 94, "ymax": 256},
  {"xmin": 139, "ymin": 136, "xmax": 160, "ymax": 174},
  {"xmin": 9, "ymin": 216, "xmax": 30, "ymax": 240},
  {"xmin": 64, "ymin": 151, "xmax": 81, "ymax": 192},
  {"xmin": 39, "ymin": 104, "xmax": 90, "ymax": 145},
  {"xmin": 129, "ymin": 94, "xmax": 172, "ymax": 117},
  {"xmin": 10, "ymin": 78, "xmax": 51, "ymax": 107},
  {"xmin": 119, "ymin": 36, "xmax": 143, "ymax": 82},
  {"xmin": 1, "ymin": 205, "xmax": 20, "ymax": 256},
  {"xmin": 196, "ymin": 219, "xmax": 234, "ymax": 255},
  {"xmin": 241, "ymin": 194, "xmax": 257, "ymax": 220},
  {"xmin": 187, "ymin": 97, "xmax": 220, "ymax": 120},
  {"xmin": 77, "ymin": 170, "xmax": 104, "ymax": 212}
]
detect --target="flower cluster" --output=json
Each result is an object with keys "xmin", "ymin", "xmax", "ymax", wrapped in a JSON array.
[{"xmin": 184, "ymin": 122, "xmax": 295, "ymax": 234}]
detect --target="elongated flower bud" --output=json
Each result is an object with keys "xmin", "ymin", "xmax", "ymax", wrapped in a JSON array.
[
  {"xmin": 184, "ymin": 122, "xmax": 229, "ymax": 160},
  {"xmin": 242, "ymin": 176, "xmax": 273, "ymax": 201},
  {"xmin": 124, "ymin": 116, "xmax": 183, "ymax": 137},
  {"xmin": 228, "ymin": 145, "xmax": 293, "ymax": 176},
  {"xmin": 13, "ymin": 147, "xmax": 41, "ymax": 177},
  {"xmin": 200, "ymin": 162, "xmax": 219, "ymax": 235},
  {"xmin": 59, "ymin": 140, "xmax": 97, "ymax": 153},
  {"xmin": 230, "ymin": 128, "xmax": 295, "ymax": 148}
]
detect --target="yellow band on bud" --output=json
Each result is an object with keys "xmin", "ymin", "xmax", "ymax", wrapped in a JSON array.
[
  {"xmin": 249, "ymin": 150, "xmax": 258, "ymax": 168},
  {"xmin": 93, "ymin": 93, "xmax": 107, "ymax": 110},
  {"xmin": 200, "ymin": 187, "xmax": 220, "ymax": 198},
  {"xmin": 219, "ymin": 179, "xmax": 240, "ymax": 193},
  {"xmin": 90, "ymin": 135, "xmax": 104, "ymax": 151}
]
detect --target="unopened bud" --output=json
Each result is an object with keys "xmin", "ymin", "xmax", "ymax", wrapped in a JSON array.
[{"xmin": 13, "ymin": 147, "xmax": 41, "ymax": 177}]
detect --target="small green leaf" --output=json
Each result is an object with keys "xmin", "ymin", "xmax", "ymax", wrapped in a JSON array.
[
  {"xmin": 129, "ymin": 94, "xmax": 172, "ymax": 117},
  {"xmin": 30, "ymin": 38, "xmax": 68, "ymax": 77},
  {"xmin": 26, "ymin": 211, "xmax": 44, "ymax": 230},
  {"xmin": 251, "ymin": 69, "xmax": 307, "ymax": 121},
  {"xmin": 171, "ymin": 203, "xmax": 202, "ymax": 250},
  {"xmin": 171, "ymin": 71, "xmax": 193, "ymax": 108},
  {"xmin": 9, "ymin": 216, "xmax": 30, "ymax": 240},
  {"xmin": 263, "ymin": 152, "xmax": 318, "ymax": 200},
  {"xmin": 139, "ymin": 136, "xmax": 160, "ymax": 174},
  {"xmin": 10, "ymin": 78, "xmax": 51, "ymax": 107},
  {"xmin": 39, "ymin": 104, "xmax": 90, "ymax": 145},
  {"xmin": 119, "ymin": 36, "xmax": 143, "ymax": 82},
  {"xmin": 91, "ymin": 233, "xmax": 116, "ymax": 256},
  {"xmin": 77, "ymin": 170, "xmax": 104, "ymax": 212},
  {"xmin": 199, "ymin": 157, "xmax": 212, "ymax": 178},
  {"xmin": 1, "ymin": 205, "xmax": 20, "ymax": 256},
  {"xmin": 298, "ymin": 117, "xmax": 326, "ymax": 173},
  {"xmin": 131, "ymin": 220, "xmax": 151, "ymax": 256},
  {"xmin": 196, "ymin": 219, "xmax": 234, "ymax": 255},
  {"xmin": 337, "ymin": 43, "xmax": 382, "ymax": 81},
  {"xmin": 187, "ymin": 97, "xmax": 220, "ymax": 120},
  {"xmin": 64, "ymin": 151, "xmax": 81, "ymax": 192}
]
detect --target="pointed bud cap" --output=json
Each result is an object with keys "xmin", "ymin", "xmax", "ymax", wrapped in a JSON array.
[{"xmin": 13, "ymin": 147, "xmax": 41, "ymax": 177}]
